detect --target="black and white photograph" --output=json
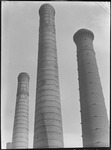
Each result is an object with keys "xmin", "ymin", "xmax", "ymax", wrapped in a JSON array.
[{"xmin": 1, "ymin": 1, "xmax": 110, "ymax": 149}]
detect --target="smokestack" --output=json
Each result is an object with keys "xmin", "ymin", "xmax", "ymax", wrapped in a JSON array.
[
  {"xmin": 33, "ymin": 4, "xmax": 64, "ymax": 148},
  {"xmin": 12, "ymin": 72, "xmax": 30, "ymax": 149},
  {"xmin": 73, "ymin": 28, "xmax": 109, "ymax": 147}
]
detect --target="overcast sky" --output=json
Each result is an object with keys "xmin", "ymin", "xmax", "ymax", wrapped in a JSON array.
[{"xmin": 2, "ymin": 1, "xmax": 110, "ymax": 148}]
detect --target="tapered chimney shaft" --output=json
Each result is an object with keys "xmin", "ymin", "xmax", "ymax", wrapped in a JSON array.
[
  {"xmin": 12, "ymin": 72, "xmax": 30, "ymax": 149},
  {"xmin": 33, "ymin": 4, "xmax": 64, "ymax": 148},
  {"xmin": 73, "ymin": 28, "xmax": 109, "ymax": 147}
]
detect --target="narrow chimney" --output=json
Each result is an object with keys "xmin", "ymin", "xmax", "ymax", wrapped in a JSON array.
[
  {"xmin": 33, "ymin": 4, "xmax": 64, "ymax": 148},
  {"xmin": 12, "ymin": 72, "xmax": 30, "ymax": 148}
]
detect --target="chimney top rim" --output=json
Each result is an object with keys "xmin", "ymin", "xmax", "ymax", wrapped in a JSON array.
[
  {"xmin": 39, "ymin": 3, "xmax": 55, "ymax": 16},
  {"xmin": 73, "ymin": 28, "xmax": 94, "ymax": 43},
  {"xmin": 18, "ymin": 72, "xmax": 30, "ymax": 81}
]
